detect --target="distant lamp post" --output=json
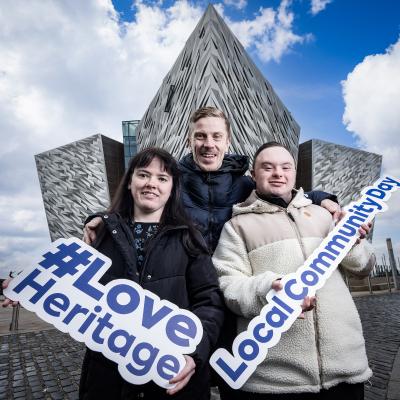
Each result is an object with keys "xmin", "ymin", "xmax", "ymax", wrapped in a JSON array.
[{"xmin": 386, "ymin": 238, "xmax": 399, "ymax": 290}]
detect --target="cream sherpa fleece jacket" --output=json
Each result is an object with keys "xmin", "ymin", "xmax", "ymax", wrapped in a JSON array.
[{"xmin": 212, "ymin": 189, "xmax": 375, "ymax": 394}]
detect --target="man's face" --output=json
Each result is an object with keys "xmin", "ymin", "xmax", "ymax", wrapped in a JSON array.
[
  {"xmin": 251, "ymin": 146, "xmax": 296, "ymax": 203},
  {"xmin": 188, "ymin": 116, "xmax": 230, "ymax": 171}
]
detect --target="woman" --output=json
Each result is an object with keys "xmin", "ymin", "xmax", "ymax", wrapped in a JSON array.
[{"xmin": 79, "ymin": 147, "xmax": 224, "ymax": 399}]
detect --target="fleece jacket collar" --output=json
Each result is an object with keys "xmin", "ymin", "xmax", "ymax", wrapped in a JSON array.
[{"xmin": 232, "ymin": 188, "xmax": 312, "ymax": 217}]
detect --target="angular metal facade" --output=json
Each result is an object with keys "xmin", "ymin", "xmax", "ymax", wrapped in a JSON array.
[
  {"xmin": 136, "ymin": 5, "xmax": 300, "ymax": 161},
  {"xmin": 297, "ymin": 139, "xmax": 382, "ymax": 206},
  {"xmin": 35, "ymin": 134, "xmax": 124, "ymax": 241}
]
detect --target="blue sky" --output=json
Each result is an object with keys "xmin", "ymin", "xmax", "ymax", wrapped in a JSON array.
[
  {"xmin": 0, "ymin": 0, "xmax": 399, "ymax": 276},
  {"xmin": 263, "ymin": 0, "xmax": 400, "ymax": 146}
]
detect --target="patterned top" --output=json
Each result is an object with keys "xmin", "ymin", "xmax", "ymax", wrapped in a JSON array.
[{"xmin": 130, "ymin": 222, "xmax": 159, "ymax": 270}]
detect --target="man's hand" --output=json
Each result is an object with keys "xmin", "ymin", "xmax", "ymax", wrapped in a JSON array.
[
  {"xmin": 1, "ymin": 278, "xmax": 18, "ymax": 307},
  {"xmin": 356, "ymin": 222, "xmax": 372, "ymax": 244},
  {"xmin": 321, "ymin": 199, "xmax": 342, "ymax": 223},
  {"xmin": 271, "ymin": 279, "xmax": 316, "ymax": 319},
  {"xmin": 167, "ymin": 355, "xmax": 196, "ymax": 395},
  {"xmin": 82, "ymin": 217, "xmax": 103, "ymax": 245}
]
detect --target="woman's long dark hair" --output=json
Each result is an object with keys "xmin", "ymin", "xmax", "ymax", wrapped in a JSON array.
[{"xmin": 108, "ymin": 147, "xmax": 208, "ymax": 255}]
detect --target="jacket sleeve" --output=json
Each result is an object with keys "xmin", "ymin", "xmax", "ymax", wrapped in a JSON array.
[
  {"xmin": 341, "ymin": 240, "xmax": 376, "ymax": 278},
  {"xmin": 212, "ymin": 221, "xmax": 280, "ymax": 319},
  {"xmin": 186, "ymin": 252, "xmax": 225, "ymax": 368},
  {"xmin": 305, "ymin": 190, "xmax": 338, "ymax": 206}
]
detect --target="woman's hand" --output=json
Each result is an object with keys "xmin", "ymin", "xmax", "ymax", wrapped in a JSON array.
[
  {"xmin": 167, "ymin": 355, "xmax": 196, "ymax": 395},
  {"xmin": 1, "ymin": 278, "xmax": 18, "ymax": 307},
  {"xmin": 82, "ymin": 217, "xmax": 103, "ymax": 245}
]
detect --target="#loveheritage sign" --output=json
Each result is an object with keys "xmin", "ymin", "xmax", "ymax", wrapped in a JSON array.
[{"xmin": 4, "ymin": 238, "xmax": 203, "ymax": 388}]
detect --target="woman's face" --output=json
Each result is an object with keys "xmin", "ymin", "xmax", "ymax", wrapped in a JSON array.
[{"xmin": 129, "ymin": 157, "xmax": 173, "ymax": 221}]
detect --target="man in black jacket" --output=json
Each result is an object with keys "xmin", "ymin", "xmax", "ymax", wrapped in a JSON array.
[
  {"xmin": 175, "ymin": 107, "xmax": 338, "ymax": 399},
  {"xmin": 175, "ymin": 107, "xmax": 338, "ymax": 252}
]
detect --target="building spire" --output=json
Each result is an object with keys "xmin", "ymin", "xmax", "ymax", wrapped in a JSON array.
[{"xmin": 136, "ymin": 4, "xmax": 300, "ymax": 161}]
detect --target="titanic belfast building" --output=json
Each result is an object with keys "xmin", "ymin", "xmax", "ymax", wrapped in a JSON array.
[{"xmin": 35, "ymin": 5, "xmax": 381, "ymax": 241}]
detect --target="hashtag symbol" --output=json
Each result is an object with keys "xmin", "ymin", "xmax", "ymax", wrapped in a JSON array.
[{"xmin": 39, "ymin": 242, "xmax": 92, "ymax": 278}]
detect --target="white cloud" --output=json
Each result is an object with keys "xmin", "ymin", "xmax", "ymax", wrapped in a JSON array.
[
  {"xmin": 342, "ymin": 37, "xmax": 400, "ymax": 266},
  {"xmin": 310, "ymin": 0, "xmax": 332, "ymax": 15},
  {"xmin": 342, "ymin": 38, "xmax": 400, "ymax": 177},
  {"xmin": 223, "ymin": 0, "xmax": 247, "ymax": 10},
  {"xmin": 0, "ymin": 0, "xmax": 315, "ymax": 277},
  {"xmin": 221, "ymin": 0, "xmax": 312, "ymax": 63},
  {"xmin": 0, "ymin": 0, "xmax": 203, "ymax": 277}
]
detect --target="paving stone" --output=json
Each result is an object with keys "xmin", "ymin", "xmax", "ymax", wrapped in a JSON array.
[
  {"xmin": 63, "ymin": 384, "xmax": 76, "ymax": 393},
  {"xmin": 12, "ymin": 379, "xmax": 24, "ymax": 388},
  {"xmin": 60, "ymin": 378, "xmax": 73, "ymax": 387},
  {"xmin": 31, "ymin": 384, "xmax": 44, "ymax": 392},
  {"xmin": 1, "ymin": 292, "xmax": 400, "ymax": 400},
  {"xmin": 354, "ymin": 292, "xmax": 400, "ymax": 400}
]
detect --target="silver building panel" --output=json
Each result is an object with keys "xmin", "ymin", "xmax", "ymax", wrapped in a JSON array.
[
  {"xmin": 297, "ymin": 139, "xmax": 382, "ymax": 206},
  {"xmin": 35, "ymin": 134, "xmax": 124, "ymax": 241}
]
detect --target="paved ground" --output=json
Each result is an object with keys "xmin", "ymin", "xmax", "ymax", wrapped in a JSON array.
[
  {"xmin": 1, "ymin": 291, "xmax": 399, "ymax": 399},
  {"xmin": 354, "ymin": 292, "xmax": 400, "ymax": 400},
  {"xmin": 0, "ymin": 306, "xmax": 52, "ymax": 335}
]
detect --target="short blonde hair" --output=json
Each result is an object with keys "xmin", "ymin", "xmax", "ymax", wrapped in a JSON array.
[{"xmin": 189, "ymin": 107, "xmax": 231, "ymax": 138}]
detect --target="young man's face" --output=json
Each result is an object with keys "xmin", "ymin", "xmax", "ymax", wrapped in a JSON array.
[
  {"xmin": 251, "ymin": 146, "xmax": 296, "ymax": 203},
  {"xmin": 188, "ymin": 116, "xmax": 230, "ymax": 171}
]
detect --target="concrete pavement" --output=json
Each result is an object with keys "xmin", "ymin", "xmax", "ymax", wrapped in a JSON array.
[{"xmin": 1, "ymin": 291, "xmax": 399, "ymax": 399}]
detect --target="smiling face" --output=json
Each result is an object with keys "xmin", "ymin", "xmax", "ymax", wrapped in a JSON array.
[
  {"xmin": 129, "ymin": 157, "xmax": 173, "ymax": 222},
  {"xmin": 188, "ymin": 116, "xmax": 230, "ymax": 171},
  {"xmin": 251, "ymin": 146, "xmax": 296, "ymax": 203}
]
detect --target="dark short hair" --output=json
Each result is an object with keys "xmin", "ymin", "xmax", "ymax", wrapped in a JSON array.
[
  {"xmin": 252, "ymin": 141, "xmax": 294, "ymax": 169},
  {"xmin": 189, "ymin": 106, "xmax": 231, "ymax": 137}
]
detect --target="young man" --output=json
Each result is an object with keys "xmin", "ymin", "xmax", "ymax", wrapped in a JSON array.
[{"xmin": 212, "ymin": 142, "xmax": 374, "ymax": 400}]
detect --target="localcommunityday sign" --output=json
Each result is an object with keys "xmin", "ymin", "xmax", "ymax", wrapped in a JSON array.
[
  {"xmin": 4, "ymin": 239, "xmax": 203, "ymax": 389},
  {"xmin": 210, "ymin": 175, "xmax": 400, "ymax": 389}
]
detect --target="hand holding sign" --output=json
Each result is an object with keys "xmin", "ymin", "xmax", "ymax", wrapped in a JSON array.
[
  {"xmin": 4, "ymin": 238, "xmax": 203, "ymax": 389},
  {"xmin": 2, "ymin": 278, "xmax": 19, "ymax": 307}
]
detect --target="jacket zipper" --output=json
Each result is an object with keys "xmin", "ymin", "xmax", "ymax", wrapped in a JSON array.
[
  {"xmin": 207, "ymin": 173, "xmax": 213, "ymax": 250},
  {"xmin": 284, "ymin": 207, "xmax": 323, "ymax": 388}
]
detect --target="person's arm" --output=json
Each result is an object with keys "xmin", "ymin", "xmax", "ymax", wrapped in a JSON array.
[
  {"xmin": 185, "ymin": 252, "xmax": 225, "ymax": 369},
  {"xmin": 166, "ymin": 355, "xmax": 196, "ymax": 395},
  {"xmin": 165, "ymin": 249, "xmax": 223, "ymax": 394},
  {"xmin": 1, "ymin": 278, "xmax": 18, "ymax": 307},
  {"xmin": 305, "ymin": 190, "xmax": 337, "ymax": 205},
  {"xmin": 82, "ymin": 213, "xmax": 105, "ymax": 244},
  {"xmin": 212, "ymin": 221, "xmax": 281, "ymax": 319},
  {"xmin": 341, "ymin": 224, "xmax": 376, "ymax": 278},
  {"xmin": 305, "ymin": 191, "xmax": 342, "ymax": 222}
]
